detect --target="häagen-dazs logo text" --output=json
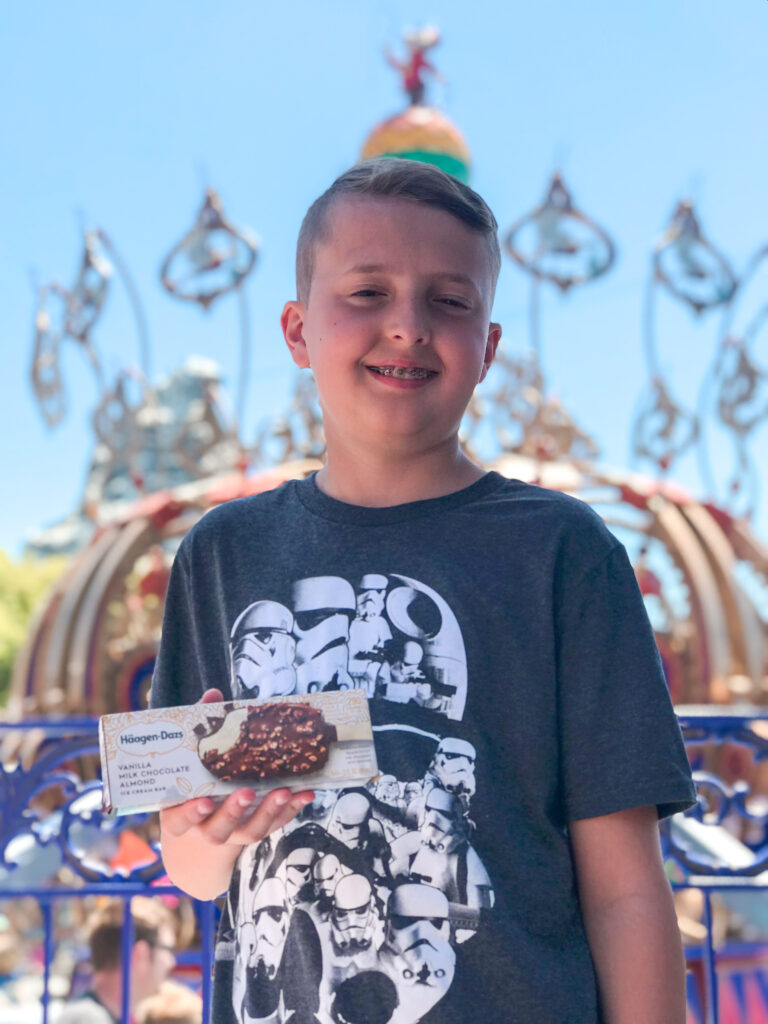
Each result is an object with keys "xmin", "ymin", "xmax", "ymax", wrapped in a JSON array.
[{"xmin": 117, "ymin": 721, "xmax": 185, "ymax": 756}]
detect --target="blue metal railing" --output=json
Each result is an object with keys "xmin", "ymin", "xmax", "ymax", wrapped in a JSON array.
[
  {"xmin": 0, "ymin": 717, "xmax": 215, "ymax": 1024},
  {"xmin": 2, "ymin": 710, "xmax": 768, "ymax": 1024},
  {"xmin": 663, "ymin": 709, "xmax": 768, "ymax": 1024}
]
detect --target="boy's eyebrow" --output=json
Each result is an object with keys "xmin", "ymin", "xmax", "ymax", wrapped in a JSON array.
[
  {"xmin": 343, "ymin": 264, "xmax": 481, "ymax": 290},
  {"xmin": 344, "ymin": 263, "xmax": 388, "ymax": 275}
]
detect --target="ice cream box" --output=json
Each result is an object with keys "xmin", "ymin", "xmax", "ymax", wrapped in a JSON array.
[{"xmin": 99, "ymin": 690, "xmax": 379, "ymax": 815}]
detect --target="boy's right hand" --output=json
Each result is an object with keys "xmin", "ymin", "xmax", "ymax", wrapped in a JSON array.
[{"xmin": 159, "ymin": 688, "xmax": 315, "ymax": 848}]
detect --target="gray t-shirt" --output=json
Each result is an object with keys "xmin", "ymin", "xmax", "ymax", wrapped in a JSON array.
[{"xmin": 151, "ymin": 471, "xmax": 695, "ymax": 1024}]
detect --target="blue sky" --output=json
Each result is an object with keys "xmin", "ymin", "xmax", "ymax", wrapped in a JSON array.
[{"xmin": 1, "ymin": 0, "xmax": 767, "ymax": 554}]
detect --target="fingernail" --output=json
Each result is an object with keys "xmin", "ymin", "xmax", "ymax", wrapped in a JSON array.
[
  {"xmin": 237, "ymin": 792, "xmax": 255, "ymax": 809},
  {"xmin": 274, "ymin": 792, "xmax": 291, "ymax": 807}
]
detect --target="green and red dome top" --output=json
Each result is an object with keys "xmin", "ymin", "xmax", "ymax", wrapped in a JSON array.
[{"xmin": 362, "ymin": 105, "xmax": 471, "ymax": 184}]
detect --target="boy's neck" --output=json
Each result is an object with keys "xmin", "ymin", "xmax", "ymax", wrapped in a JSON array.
[{"xmin": 315, "ymin": 441, "xmax": 487, "ymax": 508}]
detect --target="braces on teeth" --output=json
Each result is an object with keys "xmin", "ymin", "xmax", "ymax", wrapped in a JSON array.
[{"xmin": 374, "ymin": 366, "xmax": 431, "ymax": 378}]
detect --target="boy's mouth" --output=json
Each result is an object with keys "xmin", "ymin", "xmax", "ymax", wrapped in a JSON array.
[{"xmin": 367, "ymin": 365, "xmax": 437, "ymax": 380}]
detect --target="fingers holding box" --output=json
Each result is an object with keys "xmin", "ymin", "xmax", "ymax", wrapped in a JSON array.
[{"xmin": 159, "ymin": 786, "xmax": 315, "ymax": 846}]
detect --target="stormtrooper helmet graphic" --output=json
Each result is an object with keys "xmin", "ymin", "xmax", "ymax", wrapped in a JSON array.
[
  {"xmin": 229, "ymin": 600, "xmax": 296, "ymax": 700},
  {"xmin": 247, "ymin": 877, "xmax": 290, "ymax": 980},
  {"xmin": 430, "ymin": 737, "xmax": 477, "ymax": 800},
  {"xmin": 327, "ymin": 791, "xmax": 372, "ymax": 850},
  {"xmin": 420, "ymin": 787, "xmax": 465, "ymax": 855},
  {"xmin": 313, "ymin": 853, "xmax": 346, "ymax": 901},
  {"xmin": 292, "ymin": 576, "xmax": 356, "ymax": 693},
  {"xmin": 279, "ymin": 846, "xmax": 316, "ymax": 905},
  {"xmin": 383, "ymin": 884, "xmax": 455, "ymax": 1014},
  {"xmin": 330, "ymin": 873, "xmax": 375, "ymax": 953}
]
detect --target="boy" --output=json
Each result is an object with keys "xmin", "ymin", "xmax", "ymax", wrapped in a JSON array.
[{"xmin": 152, "ymin": 158, "xmax": 696, "ymax": 1024}]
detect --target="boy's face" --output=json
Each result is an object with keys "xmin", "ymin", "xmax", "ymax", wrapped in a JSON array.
[{"xmin": 282, "ymin": 197, "xmax": 501, "ymax": 460}]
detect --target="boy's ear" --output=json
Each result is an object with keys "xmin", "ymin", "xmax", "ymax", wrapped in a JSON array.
[
  {"xmin": 479, "ymin": 321, "xmax": 502, "ymax": 383},
  {"xmin": 281, "ymin": 301, "xmax": 311, "ymax": 369}
]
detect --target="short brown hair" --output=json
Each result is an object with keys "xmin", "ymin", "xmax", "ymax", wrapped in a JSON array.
[
  {"xmin": 87, "ymin": 897, "xmax": 175, "ymax": 972},
  {"xmin": 296, "ymin": 157, "xmax": 501, "ymax": 303}
]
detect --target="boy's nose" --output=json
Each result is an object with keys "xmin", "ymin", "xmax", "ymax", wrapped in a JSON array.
[{"xmin": 386, "ymin": 299, "xmax": 430, "ymax": 345}]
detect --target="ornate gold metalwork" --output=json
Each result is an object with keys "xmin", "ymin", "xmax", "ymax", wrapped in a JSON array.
[
  {"xmin": 83, "ymin": 360, "xmax": 242, "ymax": 509},
  {"xmin": 653, "ymin": 201, "xmax": 736, "ymax": 316},
  {"xmin": 62, "ymin": 230, "xmax": 112, "ymax": 343},
  {"xmin": 698, "ymin": 245, "xmax": 768, "ymax": 518},
  {"xmin": 632, "ymin": 200, "xmax": 736, "ymax": 480},
  {"xmin": 252, "ymin": 373, "xmax": 326, "ymax": 467},
  {"xmin": 632, "ymin": 376, "xmax": 699, "ymax": 473},
  {"xmin": 30, "ymin": 286, "xmax": 67, "ymax": 428},
  {"xmin": 462, "ymin": 352, "xmax": 599, "ymax": 464},
  {"xmin": 160, "ymin": 188, "xmax": 258, "ymax": 310},
  {"xmin": 503, "ymin": 172, "xmax": 615, "ymax": 293},
  {"xmin": 30, "ymin": 229, "xmax": 150, "ymax": 435}
]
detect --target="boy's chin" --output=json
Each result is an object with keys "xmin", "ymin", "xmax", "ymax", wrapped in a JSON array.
[
  {"xmin": 368, "ymin": 425, "xmax": 462, "ymax": 455},
  {"xmin": 324, "ymin": 409, "xmax": 465, "ymax": 462}
]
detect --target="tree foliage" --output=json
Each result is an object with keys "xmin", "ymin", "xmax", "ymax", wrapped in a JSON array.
[{"xmin": 0, "ymin": 551, "xmax": 68, "ymax": 707}]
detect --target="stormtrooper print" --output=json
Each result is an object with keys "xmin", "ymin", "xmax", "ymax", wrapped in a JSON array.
[
  {"xmin": 230, "ymin": 601, "xmax": 297, "ymax": 700},
  {"xmin": 230, "ymin": 574, "xmax": 467, "ymax": 721},
  {"xmin": 223, "ymin": 727, "xmax": 493, "ymax": 1024},
  {"xmin": 219, "ymin": 572, "xmax": 492, "ymax": 1023}
]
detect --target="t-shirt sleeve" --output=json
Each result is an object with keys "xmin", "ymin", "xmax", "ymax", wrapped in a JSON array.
[
  {"xmin": 149, "ymin": 542, "xmax": 209, "ymax": 709},
  {"xmin": 556, "ymin": 541, "xmax": 696, "ymax": 822}
]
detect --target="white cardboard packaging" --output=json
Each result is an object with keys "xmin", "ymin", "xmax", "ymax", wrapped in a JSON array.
[{"xmin": 99, "ymin": 690, "xmax": 378, "ymax": 815}]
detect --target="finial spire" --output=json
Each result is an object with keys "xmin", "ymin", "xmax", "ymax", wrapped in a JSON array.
[{"xmin": 384, "ymin": 25, "xmax": 442, "ymax": 106}]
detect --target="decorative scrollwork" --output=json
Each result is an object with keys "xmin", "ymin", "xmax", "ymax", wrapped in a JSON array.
[
  {"xmin": 172, "ymin": 379, "xmax": 242, "ymax": 479},
  {"xmin": 29, "ymin": 228, "xmax": 151, "ymax": 454},
  {"xmin": 631, "ymin": 376, "xmax": 699, "ymax": 473},
  {"xmin": 503, "ymin": 172, "xmax": 615, "ymax": 293},
  {"xmin": 62, "ymin": 230, "xmax": 113, "ymax": 344},
  {"xmin": 631, "ymin": 200, "xmax": 735, "ymax": 478},
  {"xmin": 517, "ymin": 394, "xmax": 600, "ymax": 463},
  {"xmin": 462, "ymin": 351, "xmax": 599, "ymax": 464},
  {"xmin": 160, "ymin": 188, "xmax": 258, "ymax": 310},
  {"xmin": 0, "ymin": 727, "xmax": 163, "ymax": 887},
  {"xmin": 715, "ymin": 338, "xmax": 768, "ymax": 437},
  {"xmin": 30, "ymin": 286, "xmax": 67, "ymax": 428},
  {"xmin": 31, "ymin": 231, "xmax": 113, "ymax": 415},
  {"xmin": 698, "ymin": 245, "xmax": 768, "ymax": 519},
  {"xmin": 82, "ymin": 360, "xmax": 242, "ymax": 509},
  {"xmin": 89, "ymin": 369, "xmax": 151, "ymax": 499},
  {"xmin": 662, "ymin": 714, "xmax": 768, "ymax": 877},
  {"xmin": 252, "ymin": 372, "xmax": 326, "ymax": 467},
  {"xmin": 653, "ymin": 201, "xmax": 736, "ymax": 316},
  {"xmin": 92, "ymin": 371, "xmax": 144, "ymax": 464}
]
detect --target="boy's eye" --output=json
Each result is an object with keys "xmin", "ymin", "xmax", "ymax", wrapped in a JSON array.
[
  {"xmin": 437, "ymin": 296, "xmax": 470, "ymax": 309},
  {"xmin": 350, "ymin": 289, "xmax": 382, "ymax": 298}
]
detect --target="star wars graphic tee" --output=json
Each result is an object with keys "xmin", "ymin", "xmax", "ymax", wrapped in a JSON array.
[{"xmin": 151, "ymin": 471, "xmax": 696, "ymax": 1024}]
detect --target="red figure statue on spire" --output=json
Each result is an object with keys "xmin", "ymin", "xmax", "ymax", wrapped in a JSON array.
[{"xmin": 384, "ymin": 26, "xmax": 444, "ymax": 106}]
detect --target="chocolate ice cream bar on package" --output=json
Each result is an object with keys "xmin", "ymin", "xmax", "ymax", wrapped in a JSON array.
[{"xmin": 99, "ymin": 690, "xmax": 378, "ymax": 815}]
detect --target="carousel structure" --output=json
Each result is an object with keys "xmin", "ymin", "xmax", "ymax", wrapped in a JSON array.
[{"xmin": 9, "ymin": 27, "xmax": 767, "ymax": 724}]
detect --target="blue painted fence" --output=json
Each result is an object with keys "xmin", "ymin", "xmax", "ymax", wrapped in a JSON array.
[
  {"xmin": 0, "ymin": 718, "xmax": 215, "ymax": 1024},
  {"xmin": 1, "ymin": 709, "xmax": 767, "ymax": 1024}
]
